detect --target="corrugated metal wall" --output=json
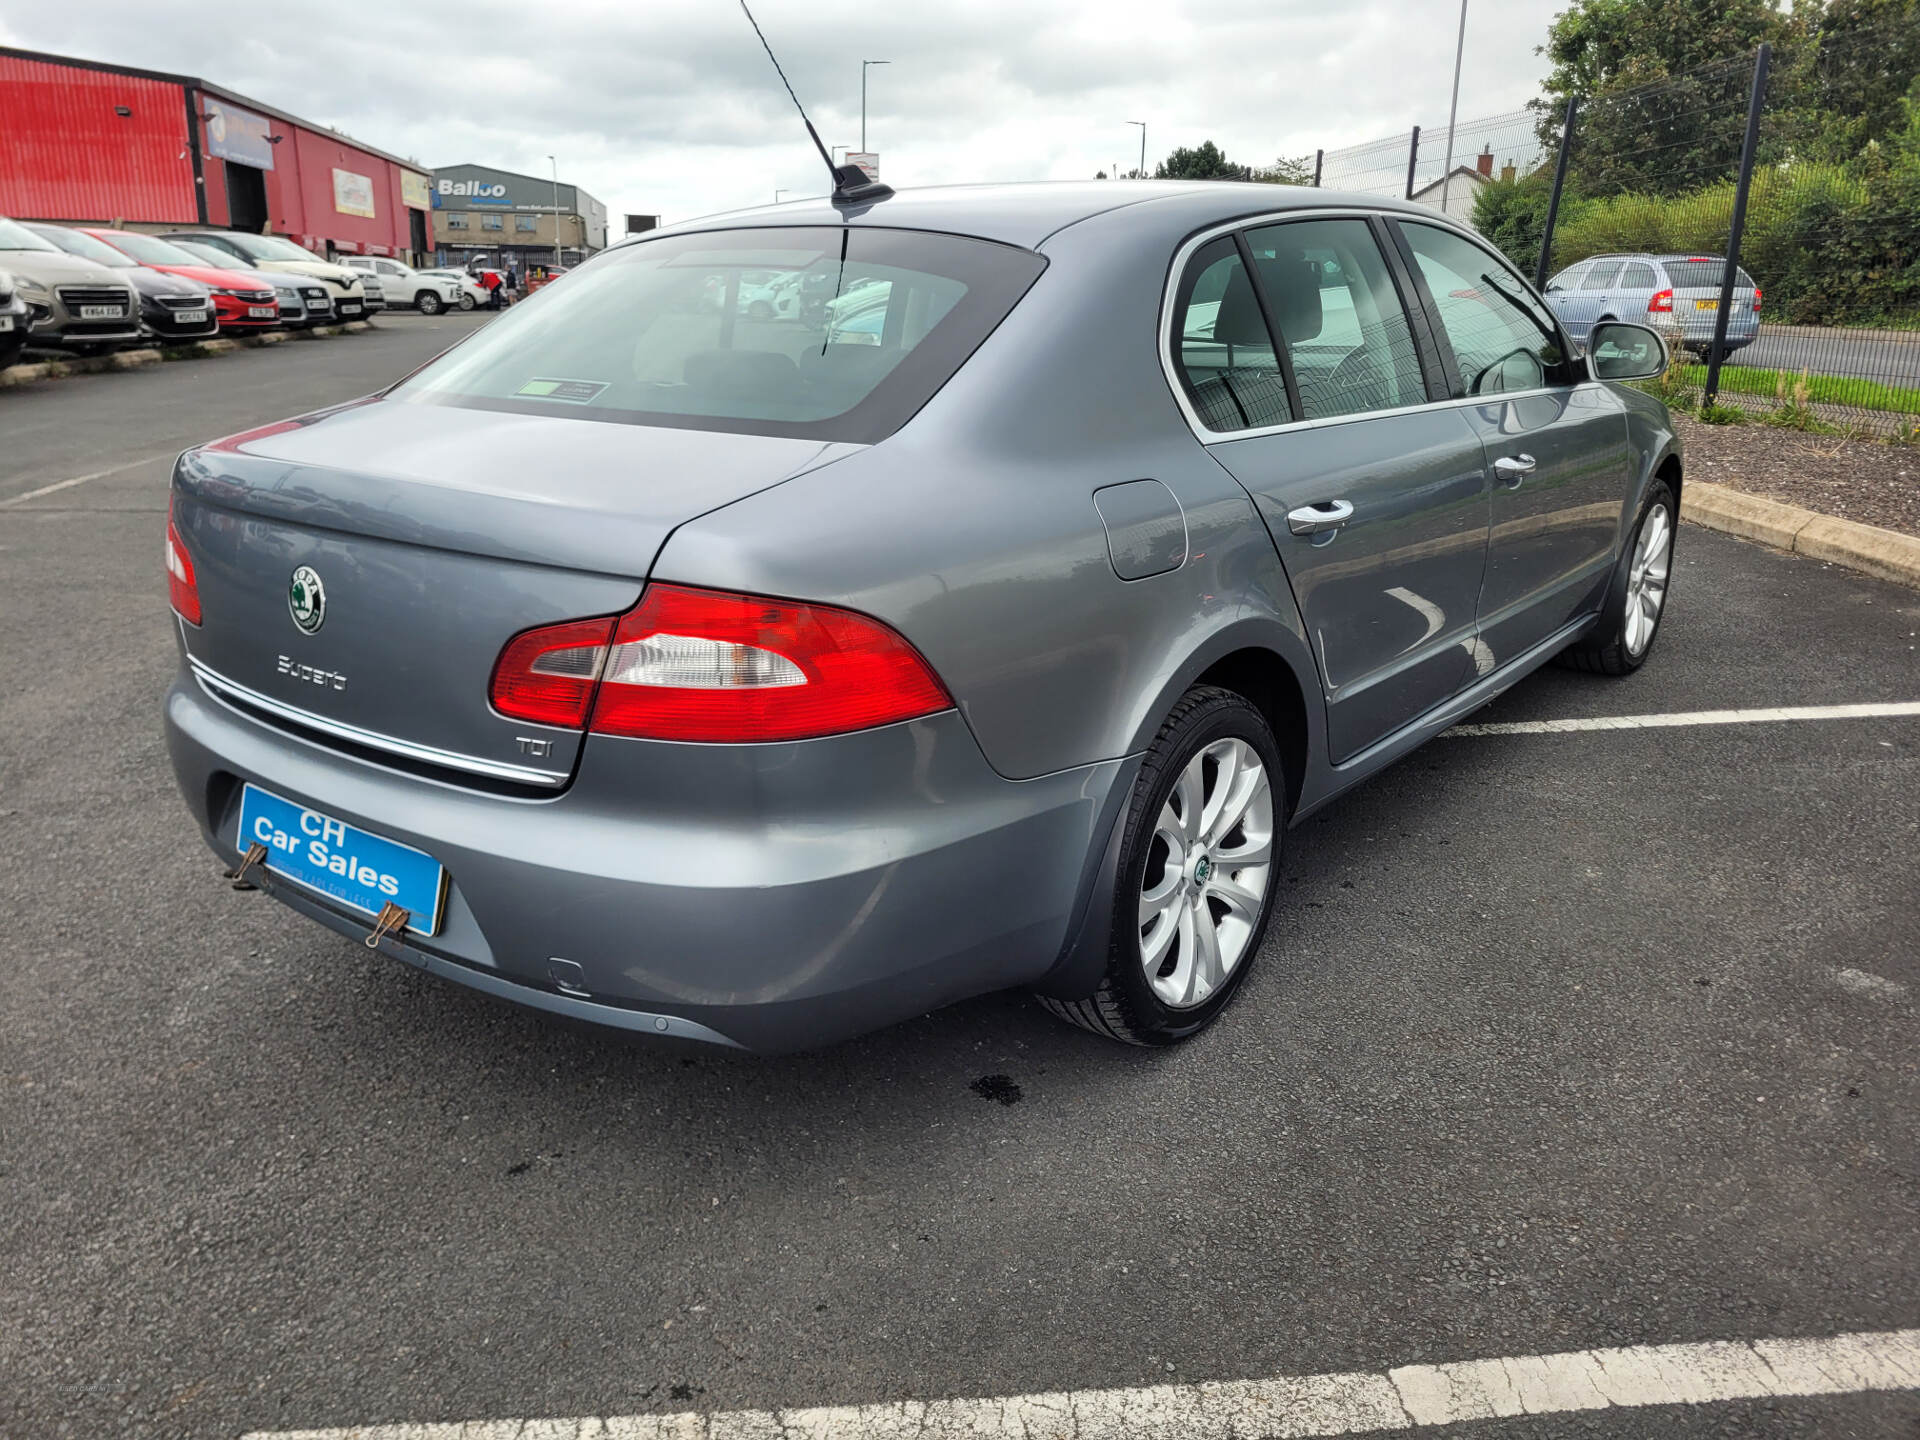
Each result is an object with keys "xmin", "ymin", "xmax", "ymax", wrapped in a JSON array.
[{"xmin": 0, "ymin": 55, "xmax": 198, "ymax": 223}]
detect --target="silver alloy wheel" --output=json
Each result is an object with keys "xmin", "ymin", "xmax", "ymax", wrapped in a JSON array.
[
  {"xmin": 1139, "ymin": 737, "xmax": 1275, "ymax": 1009},
  {"xmin": 1624, "ymin": 501, "xmax": 1673, "ymax": 656}
]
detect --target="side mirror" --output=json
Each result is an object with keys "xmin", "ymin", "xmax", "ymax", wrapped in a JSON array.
[{"xmin": 1588, "ymin": 321, "xmax": 1668, "ymax": 381}]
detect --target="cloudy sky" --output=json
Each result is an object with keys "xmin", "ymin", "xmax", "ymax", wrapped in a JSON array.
[{"xmin": 0, "ymin": 0, "xmax": 1563, "ymax": 228}]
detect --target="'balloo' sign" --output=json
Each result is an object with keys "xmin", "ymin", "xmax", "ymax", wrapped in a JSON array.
[{"xmin": 435, "ymin": 178, "xmax": 509, "ymax": 206}]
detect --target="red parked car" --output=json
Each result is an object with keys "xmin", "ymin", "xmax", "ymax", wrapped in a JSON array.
[{"xmin": 81, "ymin": 229, "xmax": 281, "ymax": 332}]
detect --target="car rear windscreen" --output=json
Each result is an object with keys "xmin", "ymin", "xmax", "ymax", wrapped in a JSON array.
[
  {"xmin": 1663, "ymin": 260, "xmax": 1755, "ymax": 290},
  {"xmin": 390, "ymin": 227, "xmax": 1047, "ymax": 444}
]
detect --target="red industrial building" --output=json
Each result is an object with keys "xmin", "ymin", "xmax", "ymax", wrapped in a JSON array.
[{"xmin": 0, "ymin": 47, "xmax": 435, "ymax": 263}]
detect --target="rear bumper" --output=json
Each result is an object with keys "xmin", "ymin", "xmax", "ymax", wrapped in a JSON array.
[{"xmin": 165, "ymin": 665, "xmax": 1131, "ymax": 1052}]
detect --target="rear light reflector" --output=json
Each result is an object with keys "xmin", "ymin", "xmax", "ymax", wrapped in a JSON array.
[
  {"xmin": 1647, "ymin": 288, "xmax": 1673, "ymax": 314},
  {"xmin": 1753, "ymin": 287, "xmax": 1763, "ymax": 312},
  {"xmin": 489, "ymin": 586, "xmax": 952, "ymax": 743},
  {"xmin": 591, "ymin": 585, "xmax": 951, "ymax": 742},
  {"xmin": 490, "ymin": 617, "xmax": 616, "ymax": 727},
  {"xmin": 166, "ymin": 497, "xmax": 201, "ymax": 625}
]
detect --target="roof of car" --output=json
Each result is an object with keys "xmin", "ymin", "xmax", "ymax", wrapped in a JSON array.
[{"xmin": 631, "ymin": 180, "xmax": 1444, "ymax": 251}]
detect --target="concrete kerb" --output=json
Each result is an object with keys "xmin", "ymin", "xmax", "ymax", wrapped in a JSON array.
[
  {"xmin": 1683, "ymin": 480, "xmax": 1920, "ymax": 590},
  {"xmin": 2, "ymin": 319, "xmax": 373, "ymax": 387}
]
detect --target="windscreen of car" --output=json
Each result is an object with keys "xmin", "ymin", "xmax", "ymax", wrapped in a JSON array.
[
  {"xmin": 213, "ymin": 232, "xmax": 322, "ymax": 263},
  {"xmin": 1662, "ymin": 259, "xmax": 1756, "ymax": 290},
  {"xmin": 105, "ymin": 232, "xmax": 210, "ymax": 267},
  {"xmin": 32, "ymin": 227, "xmax": 137, "ymax": 268},
  {"xmin": 174, "ymin": 239, "xmax": 255, "ymax": 269},
  {"xmin": 0, "ymin": 217, "xmax": 60, "ymax": 252},
  {"xmin": 390, "ymin": 226, "xmax": 1048, "ymax": 443}
]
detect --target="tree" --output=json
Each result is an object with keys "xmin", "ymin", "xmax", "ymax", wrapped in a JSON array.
[
  {"xmin": 1535, "ymin": 0, "xmax": 1795, "ymax": 195},
  {"xmin": 1250, "ymin": 154, "xmax": 1315, "ymax": 186},
  {"xmin": 1471, "ymin": 171, "xmax": 1575, "ymax": 274},
  {"xmin": 1154, "ymin": 141, "xmax": 1246, "ymax": 180}
]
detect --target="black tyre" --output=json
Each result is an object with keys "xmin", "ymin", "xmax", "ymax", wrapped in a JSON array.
[
  {"xmin": 1039, "ymin": 686, "xmax": 1286, "ymax": 1046},
  {"xmin": 1559, "ymin": 478, "xmax": 1676, "ymax": 676},
  {"xmin": 416, "ymin": 290, "xmax": 444, "ymax": 316}
]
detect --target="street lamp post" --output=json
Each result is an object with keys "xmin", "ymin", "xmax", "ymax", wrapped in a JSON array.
[
  {"xmin": 861, "ymin": 60, "xmax": 889, "ymax": 153},
  {"xmin": 1127, "ymin": 121, "xmax": 1146, "ymax": 179},
  {"xmin": 548, "ymin": 154, "xmax": 562, "ymax": 272}
]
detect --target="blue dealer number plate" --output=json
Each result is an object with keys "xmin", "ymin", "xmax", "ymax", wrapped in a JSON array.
[{"xmin": 237, "ymin": 784, "xmax": 447, "ymax": 935}]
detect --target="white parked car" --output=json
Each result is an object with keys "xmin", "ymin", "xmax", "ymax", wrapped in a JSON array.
[
  {"xmin": 417, "ymin": 268, "xmax": 489, "ymax": 311},
  {"xmin": 345, "ymin": 256, "xmax": 462, "ymax": 315}
]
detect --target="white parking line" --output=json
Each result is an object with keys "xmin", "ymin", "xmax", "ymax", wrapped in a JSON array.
[
  {"xmin": 242, "ymin": 1324, "xmax": 1920, "ymax": 1439},
  {"xmin": 1447, "ymin": 701, "xmax": 1920, "ymax": 737},
  {"xmin": 0, "ymin": 451, "xmax": 174, "ymax": 508}
]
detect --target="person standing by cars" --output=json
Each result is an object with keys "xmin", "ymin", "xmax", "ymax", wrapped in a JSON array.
[{"xmin": 481, "ymin": 266, "xmax": 504, "ymax": 309}]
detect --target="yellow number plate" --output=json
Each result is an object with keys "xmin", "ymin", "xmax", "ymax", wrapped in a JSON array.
[{"xmin": 1693, "ymin": 298, "xmax": 1719, "ymax": 310}]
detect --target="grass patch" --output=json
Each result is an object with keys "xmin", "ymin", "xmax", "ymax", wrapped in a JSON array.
[{"xmin": 1675, "ymin": 363, "xmax": 1920, "ymax": 416}]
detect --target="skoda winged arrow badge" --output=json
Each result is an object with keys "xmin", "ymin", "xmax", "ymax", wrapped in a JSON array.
[{"xmin": 288, "ymin": 566, "xmax": 326, "ymax": 634}]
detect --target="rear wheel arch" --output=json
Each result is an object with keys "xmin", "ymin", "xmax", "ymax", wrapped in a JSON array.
[{"xmin": 1193, "ymin": 647, "xmax": 1308, "ymax": 819}]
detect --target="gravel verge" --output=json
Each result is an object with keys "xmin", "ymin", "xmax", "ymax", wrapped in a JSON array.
[{"xmin": 1673, "ymin": 413, "xmax": 1920, "ymax": 538}]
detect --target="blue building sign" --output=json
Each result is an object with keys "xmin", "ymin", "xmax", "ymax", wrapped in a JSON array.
[{"xmin": 203, "ymin": 98, "xmax": 277, "ymax": 171}]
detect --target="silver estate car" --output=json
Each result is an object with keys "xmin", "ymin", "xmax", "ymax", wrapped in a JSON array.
[
  {"xmin": 1545, "ymin": 252, "xmax": 1761, "ymax": 354},
  {"xmin": 165, "ymin": 183, "xmax": 1677, "ymax": 1053}
]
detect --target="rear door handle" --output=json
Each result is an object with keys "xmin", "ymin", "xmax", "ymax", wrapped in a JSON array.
[
  {"xmin": 1492, "ymin": 454, "xmax": 1537, "ymax": 487},
  {"xmin": 1286, "ymin": 499, "xmax": 1355, "ymax": 536}
]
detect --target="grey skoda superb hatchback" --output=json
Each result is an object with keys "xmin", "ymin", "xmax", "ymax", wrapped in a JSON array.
[{"xmin": 165, "ymin": 182, "xmax": 1679, "ymax": 1052}]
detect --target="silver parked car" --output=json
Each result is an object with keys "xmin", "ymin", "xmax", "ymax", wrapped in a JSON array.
[
  {"xmin": 164, "ymin": 183, "xmax": 1677, "ymax": 1053},
  {"xmin": 0, "ymin": 215, "xmax": 141, "ymax": 353},
  {"xmin": 1545, "ymin": 252, "xmax": 1760, "ymax": 354}
]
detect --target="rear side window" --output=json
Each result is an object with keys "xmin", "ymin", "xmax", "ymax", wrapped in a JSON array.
[
  {"xmin": 1245, "ymin": 218, "xmax": 1427, "ymax": 420},
  {"xmin": 390, "ymin": 226, "xmax": 1046, "ymax": 444},
  {"xmin": 1619, "ymin": 262, "xmax": 1659, "ymax": 289},
  {"xmin": 1170, "ymin": 237, "xmax": 1293, "ymax": 433},
  {"xmin": 1662, "ymin": 259, "xmax": 1755, "ymax": 290},
  {"xmin": 1399, "ymin": 221, "xmax": 1576, "ymax": 395}
]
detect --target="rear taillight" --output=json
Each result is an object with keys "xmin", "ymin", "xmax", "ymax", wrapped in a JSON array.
[
  {"xmin": 1752, "ymin": 287, "xmax": 1762, "ymax": 312},
  {"xmin": 166, "ymin": 497, "xmax": 201, "ymax": 625},
  {"xmin": 489, "ymin": 616, "xmax": 617, "ymax": 727},
  {"xmin": 1647, "ymin": 288, "xmax": 1673, "ymax": 314},
  {"xmin": 490, "ymin": 586, "xmax": 951, "ymax": 743}
]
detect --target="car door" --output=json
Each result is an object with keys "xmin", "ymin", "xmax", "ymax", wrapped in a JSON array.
[
  {"xmin": 375, "ymin": 258, "xmax": 411, "ymax": 301},
  {"xmin": 1559, "ymin": 258, "xmax": 1621, "ymax": 344},
  {"xmin": 1541, "ymin": 261, "xmax": 1586, "ymax": 334},
  {"xmin": 1176, "ymin": 217, "xmax": 1492, "ymax": 764},
  {"xmin": 1391, "ymin": 220, "xmax": 1635, "ymax": 668}
]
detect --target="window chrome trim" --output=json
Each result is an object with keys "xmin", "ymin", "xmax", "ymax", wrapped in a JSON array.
[
  {"xmin": 188, "ymin": 657, "xmax": 571, "ymax": 787},
  {"xmin": 1158, "ymin": 205, "xmax": 1594, "ymax": 445}
]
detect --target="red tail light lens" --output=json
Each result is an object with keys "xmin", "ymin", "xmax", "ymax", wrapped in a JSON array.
[
  {"xmin": 490, "ymin": 616, "xmax": 618, "ymax": 727},
  {"xmin": 1752, "ymin": 287, "xmax": 1763, "ymax": 312},
  {"xmin": 489, "ymin": 586, "xmax": 952, "ymax": 743},
  {"xmin": 166, "ymin": 498, "xmax": 202, "ymax": 625},
  {"xmin": 591, "ymin": 585, "xmax": 951, "ymax": 742},
  {"xmin": 1647, "ymin": 288, "xmax": 1674, "ymax": 314}
]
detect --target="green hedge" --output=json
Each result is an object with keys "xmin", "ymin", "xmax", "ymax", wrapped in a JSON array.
[{"xmin": 1477, "ymin": 159, "xmax": 1920, "ymax": 326}]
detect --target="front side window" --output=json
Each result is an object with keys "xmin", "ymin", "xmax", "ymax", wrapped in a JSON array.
[
  {"xmin": 1245, "ymin": 218, "xmax": 1427, "ymax": 420},
  {"xmin": 1170, "ymin": 237, "xmax": 1291, "ymax": 433},
  {"xmin": 1400, "ymin": 222, "xmax": 1575, "ymax": 395},
  {"xmin": 1545, "ymin": 263, "xmax": 1587, "ymax": 293},
  {"xmin": 390, "ymin": 225, "xmax": 1046, "ymax": 444}
]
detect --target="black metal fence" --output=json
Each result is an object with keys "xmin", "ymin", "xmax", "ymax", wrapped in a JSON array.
[{"xmin": 1308, "ymin": 19, "xmax": 1920, "ymax": 439}]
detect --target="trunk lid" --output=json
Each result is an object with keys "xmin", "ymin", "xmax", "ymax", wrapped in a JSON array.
[{"xmin": 174, "ymin": 398, "xmax": 856, "ymax": 788}]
